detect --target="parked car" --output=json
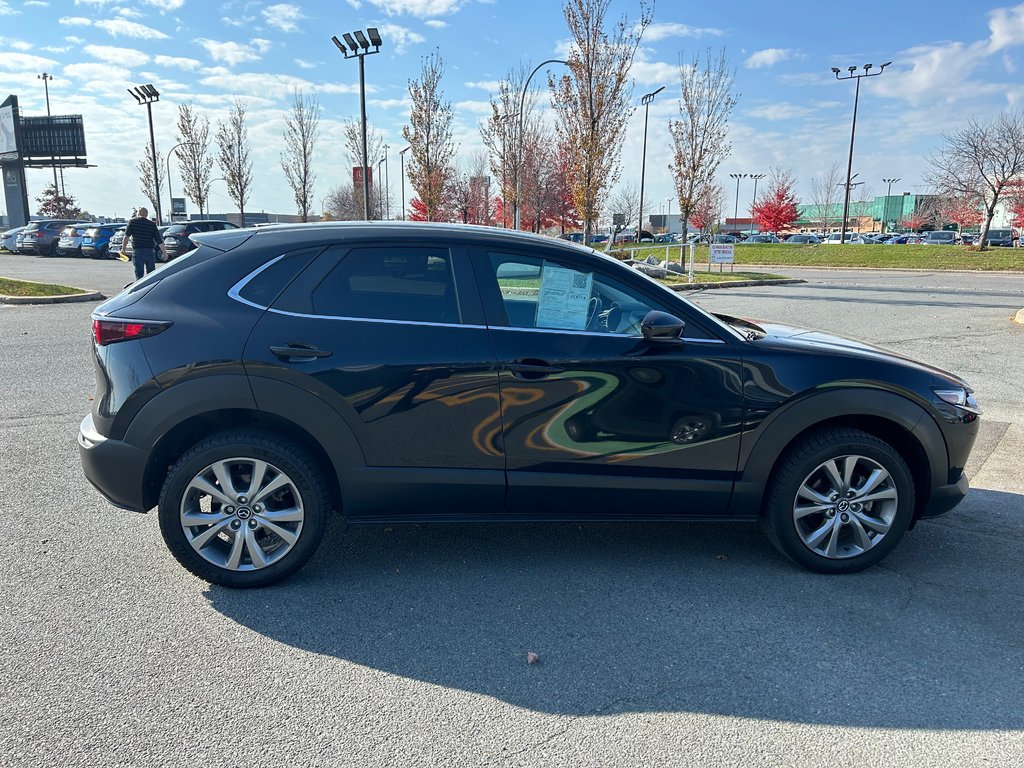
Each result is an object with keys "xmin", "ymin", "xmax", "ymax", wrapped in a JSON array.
[
  {"xmin": 921, "ymin": 231, "xmax": 957, "ymax": 245},
  {"xmin": 711, "ymin": 234, "xmax": 738, "ymax": 244},
  {"xmin": 1, "ymin": 226, "xmax": 26, "ymax": 252},
  {"xmin": 785, "ymin": 234, "xmax": 822, "ymax": 244},
  {"xmin": 81, "ymin": 224, "xmax": 126, "ymax": 259},
  {"xmin": 824, "ymin": 232, "xmax": 858, "ymax": 244},
  {"xmin": 745, "ymin": 234, "xmax": 781, "ymax": 243},
  {"xmin": 161, "ymin": 220, "xmax": 240, "ymax": 261},
  {"xmin": 15, "ymin": 219, "xmax": 89, "ymax": 256},
  {"xmin": 958, "ymin": 233, "xmax": 976, "ymax": 246},
  {"xmin": 985, "ymin": 228, "xmax": 1013, "ymax": 247},
  {"xmin": 55, "ymin": 224, "xmax": 91, "ymax": 257},
  {"xmin": 79, "ymin": 222, "xmax": 980, "ymax": 587}
]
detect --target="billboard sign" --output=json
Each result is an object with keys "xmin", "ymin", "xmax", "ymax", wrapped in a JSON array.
[
  {"xmin": 171, "ymin": 197, "xmax": 187, "ymax": 215},
  {"xmin": 0, "ymin": 104, "xmax": 15, "ymax": 159}
]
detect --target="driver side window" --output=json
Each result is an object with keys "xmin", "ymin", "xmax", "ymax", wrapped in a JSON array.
[{"xmin": 487, "ymin": 252, "xmax": 663, "ymax": 336}]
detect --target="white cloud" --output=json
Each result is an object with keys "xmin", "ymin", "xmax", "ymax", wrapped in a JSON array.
[
  {"xmin": 455, "ymin": 99, "xmax": 492, "ymax": 115},
  {"xmin": 63, "ymin": 62, "xmax": 132, "ymax": 83},
  {"xmin": 745, "ymin": 48, "xmax": 799, "ymax": 69},
  {"xmin": 41, "ymin": 46, "xmax": 70, "ymax": 53},
  {"xmin": 196, "ymin": 39, "xmax": 264, "ymax": 66},
  {"xmin": 263, "ymin": 3, "xmax": 303, "ymax": 33},
  {"xmin": 24, "ymin": 0, "xmax": 48, "ymax": 7},
  {"xmin": 425, "ymin": 19, "xmax": 446, "ymax": 28},
  {"xmin": 115, "ymin": 7, "xmax": 143, "ymax": 19},
  {"xmin": 294, "ymin": 58, "xmax": 316, "ymax": 69},
  {"xmin": 59, "ymin": 16, "xmax": 92, "ymax": 26},
  {"xmin": 0, "ymin": 52, "xmax": 58, "ymax": 70},
  {"xmin": 346, "ymin": 0, "xmax": 362, "ymax": 8},
  {"xmin": 375, "ymin": 23, "xmax": 425, "ymax": 54},
  {"xmin": 369, "ymin": 97, "xmax": 412, "ymax": 109},
  {"xmin": 0, "ymin": 37, "xmax": 33, "ymax": 50},
  {"xmin": 643, "ymin": 22, "xmax": 725, "ymax": 41},
  {"xmin": 144, "ymin": 0, "xmax": 184, "ymax": 9},
  {"xmin": 95, "ymin": 19, "xmax": 169, "ymax": 39},
  {"xmin": 154, "ymin": 54, "xmax": 201, "ymax": 70},
  {"xmin": 464, "ymin": 80, "xmax": 500, "ymax": 91},
  {"xmin": 0, "ymin": 0, "xmax": 19, "ymax": 13},
  {"xmin": 253, "ymin": 38, "xmax": 272, "ymax": 53},
  {"xmin": 748, "ymin": 102, "xmax": 817, "ymax": 121},
  {"xmin": 196, "ymin": 71, "xmax": 359, "ymax": 98},
  {"xmin": 359, "ymin": 0, "xmax": 464, "ymax": 18},
  {"xmin": 83, "ymin": 44, "xmax": 150, "ymax": 67},
  {"xmin": 64, "ymin": 35, "xmax": 85, "ymax": 44}
]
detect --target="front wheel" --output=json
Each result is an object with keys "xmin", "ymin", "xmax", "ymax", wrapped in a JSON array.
[
  {"xmin": 762, "ymin": 428, "xmax": 915, "ymax": 573},
  {"xmin": 158, "ymin": 431, "xmax": 331, "ymax": 587}
]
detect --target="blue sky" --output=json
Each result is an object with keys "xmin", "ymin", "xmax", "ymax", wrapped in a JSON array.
[{"xmin": 2, "ymin": 0, "xmax": 1024, "ymax": 221}]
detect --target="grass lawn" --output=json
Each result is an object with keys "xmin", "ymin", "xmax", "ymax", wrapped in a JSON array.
[
  {"xmin": 0, "ymin": 277, "xmax": 86, "ymax": 297},
  {"xmin": 616, "ymin": 243, "xmax": 1024, "ymax": 271},
  {"xmin": 660, "ymin": 271, "xmax": 788, "ymax": 284}
]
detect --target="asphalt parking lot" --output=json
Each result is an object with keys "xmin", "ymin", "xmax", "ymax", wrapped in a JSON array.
[{"xmin": 2, "ymin": 254, "xmax": 1023, "ymax": 767}]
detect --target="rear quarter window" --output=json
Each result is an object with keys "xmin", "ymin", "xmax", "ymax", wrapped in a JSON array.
[{"xmin": 236, "ymin": 248, "xmax": 322, "ymax": 308}]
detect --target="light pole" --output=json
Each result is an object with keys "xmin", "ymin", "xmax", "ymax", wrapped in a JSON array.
[
  {"xmin": 748, "ymin": 173, "xmax": 766, "ymax": 234},
  {"xmin": 515, "ymin": 58, "xmax": 567, "ymax": 230},
  {"xmin": 37, "ymin": 73, "xmax": 60, "ymax": 196},
  {"xmin": 376, "ymin": 156, "xmax": 385, "ymax": 219},
  {"xmin": 666, "ymin": 196, "xmax": 673, "ymax": 231},
  {"xmin": 128, "ymin": 84, "xmax": 162, "ymax": 224},
  {"xmin": 637, "ymin": 85, "xmax": 665, "ymax": 237},
  {"xmin": 398, "ymin": 146, "xmax": 410, "ymax": 220},
  {"xmin": 881, "ymin": 177, "xmax": 900, "ymax": 234},
  {"xmin": 832, "ymin": 61, "xmax": 892, "ymax": 243},
  {"xmin": 165, "ymin": 142, "xmax": 198, "ymax": 223},
  {"xmin": 382, "ymin": 144, "xmax": 390, "ymax": 219},
  {"xmin": 331, "ymin": 28, "xmax": 383, "ymax": 221},
  {"xmin": 837, "ymin": 174, "xmax": 864, "ymax": 233},
  {"xmin": 729, "ymin": 173, "xmax": 747, "ymax": 232}
]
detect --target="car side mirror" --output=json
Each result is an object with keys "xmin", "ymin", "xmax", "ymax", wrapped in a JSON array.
[{"xmin": 640, "ymin": 310, "xmax": 685, "ymax": 343}]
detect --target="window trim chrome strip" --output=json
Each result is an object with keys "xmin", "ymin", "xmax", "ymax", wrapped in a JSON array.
[{"xmin": 227, "ymin": 254, "xmax": 287, "ymax": 310}]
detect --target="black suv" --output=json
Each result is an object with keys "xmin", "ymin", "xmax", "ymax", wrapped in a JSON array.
[
  {"xmin": 161, "ymin": 219, "xmax": 239, "ymax": 261},
  {"xmin": 79, "ymin": 223, "xmax": 980, "ymax": 587}
]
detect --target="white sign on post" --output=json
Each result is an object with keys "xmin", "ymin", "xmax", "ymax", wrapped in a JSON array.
[{"xmin": 710, "ymin": 244, "xmax": 735, "ymax": 264}]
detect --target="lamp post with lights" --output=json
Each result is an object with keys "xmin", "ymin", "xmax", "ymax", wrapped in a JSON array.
[
  {"xmin": 514, "ymin": 59, "xmax": 567, "ymax": 230},
  {"xmin": 881, "ymin": 177, "xmax": 900, "ymax": 234},
  {"xmin": 399, "ymin": 146, "xmax": 410, "ymax": 220},
  {"xmin": 748, "ymin": 173, "xmax": 766, "ymax": 234},
  {"xmin": 37, "ymin": 73, "xmax": 60, "ymax": 195},
  {"xmin": 637, "ymin": 85, "xmax": 665, "ymax": 237},
  {"xmin": 376, "ymin": 155, "xmax": 385, "ymax": 219},
  {"xmin": 728, "ymin": 173, "xmax": 747, "ymax": 231},
  {"xmin": 331, "ymin": 28, "xmax": 383, "ymax": 221},
  {"xmin": 128, "ymin": 83, "xmax": 162, "ymax": 224},
  {"xmin": 832, "ymin": 62, "xmax": 892, "ymax": 243},
  {"xmin": 382, "ymin": 144, "xmax": 390, "ymax": 219},
  {"xmin": 165, "ymin": 142, "xmax": 198, "ymax": 223}
]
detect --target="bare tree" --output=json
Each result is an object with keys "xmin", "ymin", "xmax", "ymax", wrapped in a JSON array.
[
  {"xmin": 216, "ymin": 99, "xmax": 254, "ymax": 224},
  {"xmin": 926, "ymin": 110, "xmax": 1024, "ymax": 248},
  {"xmin": 137, "ymin": 140, "xmax": 164, "ymax": 215},
  {"xmin": 607, "ymin": 181, "xmax": 640, "ymax": 235},
  {"xmin": 323, "ymin": 183, "xmax": 361, "ymax": 221},
  {"xmin": 341, "ymin": 119, "xmax": 384, "ymax": 219},
  {"xmin": 280, "ymin": 90, "xmax": 320, "ymax": 222},
  {"xmin": 809, "ymin": 161, "xmax": 844, "ymax": 235},
  {"xmin": 669, "ymin": 48, "xmax": 738, "ymax": 241},
  {"xmin": 175, "ymin": 103, "xmax": 214, "ymax": 217},
  {"xmin": 403, "ymin": 50, "xmax": 457, "ymax": 222},
  {"xmin": 550, "ymin": 0, "xmax": 651, "ymax": 241}
]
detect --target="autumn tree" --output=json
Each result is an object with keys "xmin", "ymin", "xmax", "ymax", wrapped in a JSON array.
[
  {"xmin": 689, "ymin": 182, "xmax": 724, "ymax": 240},
  {"xmin": 174, "ymin": 103, "xmax": 214, "ymax": 217},
  {"xmin": 925, "ymin": 109, "xmax": 1024, "ymax": 249},
  {"xmin": 280, "ymin": 90, "xmax": 320, "ymax": 222},
  {"xmin": 547, "ymin": 139, "xmax": 580, "ymax": 233},
  {"xmin": 450, "ymin": 153, "xmax": 494, "ymax": 226},
  {"xmin": 35, "ymin": 183, "xmax": 85, "ymax": 218},
  {"xmin": 403, "ymin": 50, "xmax": 456, "ymax": 222},
  {"xmin": 899, "ymin": 210, "xmax": 932, "ymax": 232},
  {"xmin": 937, "ymin": 195, "xmax": 983, "ymax": 233},
  {"xmin": 137, "ymin": 140, "xmax": 165, "ymax": 217},
  {"xmin": 669, "ymin": 48, "xmax": 738, "ymax": 242},
  {"xmin": 551, "ymin": 0, "xmax": 651, "ymax": 241},
  {"xmin": 808, "ymin": 161, "xmax": 844, "ymax": 235},
  {"xmin": 752, "ymin": 169, "xmax": 799, "ymax": 234},
  {"xmin": 216, "ymin": 99, "xmax": 254, "ymax": 224}
]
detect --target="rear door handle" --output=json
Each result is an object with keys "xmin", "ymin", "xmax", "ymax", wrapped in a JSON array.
[
  {"xmin": 270, "ymin": 343, "xmax": 332, "ymax": 362},
  {"xmin": 507, "ymin": 358, "xmax": 564, "ymax": 379}
]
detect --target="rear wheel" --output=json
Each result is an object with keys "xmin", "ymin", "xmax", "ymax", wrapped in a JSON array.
[
  {"xmin": 762, "ymin": 428, "xmax": 914, "ymax": 573},
  {"xmin": 158, "ymin": 431, "xmax": 331, "ymax": 587}
]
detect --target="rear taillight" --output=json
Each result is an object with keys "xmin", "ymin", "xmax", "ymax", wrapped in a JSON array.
[{"xmin": 92, "ymin": 318, "xmax": 172, "ymax": 346}]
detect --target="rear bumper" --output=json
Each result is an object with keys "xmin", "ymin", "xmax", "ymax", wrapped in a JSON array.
[
  {"xmin": 921, "ymin": 471, "xmax": 970, "ymax": 518},
  {"xmin": 78, "ymin": 413, "xmax": 150, "ymax": 512}
]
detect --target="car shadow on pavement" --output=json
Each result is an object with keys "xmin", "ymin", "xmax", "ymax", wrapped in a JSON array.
[{"xmin": 207, "ymin": 487, "xmax": 1024, "ymax": 728}]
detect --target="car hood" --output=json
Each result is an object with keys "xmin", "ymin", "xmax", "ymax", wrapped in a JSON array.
[{"xmin": 716, "ymin": 314, "xmax": 969, "ymax": 387}]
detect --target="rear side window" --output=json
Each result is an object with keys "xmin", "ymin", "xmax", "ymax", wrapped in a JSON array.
[
  {"xmin": 311, "ymin": 247, "xmax": 460, "ymax": 324},
  {"xmin": 237, "ymin": 248, "xmax": 322, "ymax": 307}
]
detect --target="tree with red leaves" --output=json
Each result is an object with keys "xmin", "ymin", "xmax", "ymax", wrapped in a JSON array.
[
  {"xmin": 939, "ymin": 195, "xmax": 984, "ymax": 232},
  {"xmin": 688, "ymin": 182, "xmax": 723, "ymax": 239},
  {"xmin": 751, "ymin": 169, "xmax": 799, "ymax": 234},
  {"xmin": 899, "ymin": 211, "xmax": 931, "ymax": 232}
]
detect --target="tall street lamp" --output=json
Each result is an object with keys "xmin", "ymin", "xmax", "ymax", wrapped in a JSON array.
[
  {"xmin": 332, "ymin": 28, "xmax": 383, "ymax": 221},
  {"xmin": 37, "ymin": 73, "xmax": 60, "ymax": 195},
  {"xmin": 399, "ymin": 146, "xmax": 410, "ymax": 221},
  {"xmin": 515, "ymin": 58, "xmax": 567, "ymax": 230},
  {"xmin": 376, "ymin": 156, "xmax": 385, "ymax": 219},
  {"xmin": 881, "ymin": 177, "xmax": 900, "ymax": 234},
  {"xmin": 748, "ymin": 173, "xmax": 766, "ymax": 234},
  {"xmin": 729, "ymin": 173, "xmax": 747, "ymax": 231},
  {"xmin": 837, "ymin": 174, "xmax": 864, "ymax": 232},
  {"xmin": 382, "ymin": 144, "xmax": 390, "ymax": 219},
  {"xmin": 128, "ymin": 83, "xmax": 162, "ymax": 224},
  {"xmin": 166, "ymin": 142, "xmax": 198, "ymax": 223},
  {"xmin": 637, "ymin": 85, "xmax": 665, "ymax": 236},
  {"xmin": 832, "ymin": 61, "xmax": 892, "ymax": 243},
  {"xmin": 666, "ymin": 196, "xmax": 673, "ymax": 231}
]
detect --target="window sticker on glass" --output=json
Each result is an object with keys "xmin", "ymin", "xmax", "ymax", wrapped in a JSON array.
[{"xmin": 536, "ymin": 264, "xmax": 593, "ymax": 330}]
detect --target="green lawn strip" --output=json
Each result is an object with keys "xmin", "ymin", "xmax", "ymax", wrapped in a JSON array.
[
  {"xmin": 659, "ymin": 271, "xmax": 788, "ymax": 284},
  {"xmin": 0, "ymin": 277, "xmax": 88, "ymax": 297},
  {"xmin": 616, "ymin": 243, "xmax": 1024, "ymax": 271}
]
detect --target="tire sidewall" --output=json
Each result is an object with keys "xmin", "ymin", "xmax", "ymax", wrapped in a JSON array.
[
  {"xmin": 767, "ymin": 433, "xmax": 915, "ymax": 574},
  {"xmin": 158, "ymin": 434, "xmax": 328, "ymax": 587}
]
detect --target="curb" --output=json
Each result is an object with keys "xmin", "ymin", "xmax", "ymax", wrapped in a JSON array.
[
  {"xmin": 667, "ymin": 278, "xmax": 806, "ymax": 291},
  {"xmin": 0, "ymin": 287, "xmax": 104, "ymax": 305}
]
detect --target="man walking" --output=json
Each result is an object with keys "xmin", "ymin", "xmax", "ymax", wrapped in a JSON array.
[{"xmin": 119, "ymin": 207, "xmax": 166, "ymax": 279}]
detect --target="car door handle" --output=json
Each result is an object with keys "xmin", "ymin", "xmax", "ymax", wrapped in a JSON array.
[
  {"xmin": 507, "ymin": 359, "xmax": 564, "ymax": 379},
  {"xmin": 270, "ymin": 343, "xmax": 332, "ymax": 362}
]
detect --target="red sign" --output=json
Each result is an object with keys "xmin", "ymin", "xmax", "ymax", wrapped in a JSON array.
[{"xmin": 353, "ymin": 166, "xmax": 373, "ymax": 187}]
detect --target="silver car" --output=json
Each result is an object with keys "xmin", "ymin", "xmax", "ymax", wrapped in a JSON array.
[{"xmin": 1, "ymin": 226, "xmax": 26, "ymax": 252}]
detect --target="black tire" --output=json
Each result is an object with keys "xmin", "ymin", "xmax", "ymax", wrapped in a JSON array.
[
  {"xmin": 761, "ymin": 428, "xmax": 914, "ymax": 574},
  {"xmin": 158, "ymin": 430, "xmax": 331, "ymax": 587}
]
